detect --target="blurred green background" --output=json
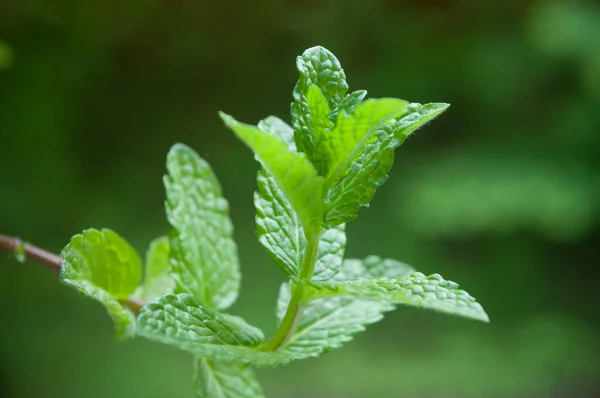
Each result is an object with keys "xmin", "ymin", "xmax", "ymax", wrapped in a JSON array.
[{"xmin": 1, "ymin": 1, "xmax": 599, "ymax": 397}]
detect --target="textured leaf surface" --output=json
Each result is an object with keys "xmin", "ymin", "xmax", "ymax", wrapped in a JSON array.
[
  {"xmin": 275, "ymin": 257, "xmax": 401, "ymax": 358},
  {"xmin": 138, "ymin": 236, "xmax": 174, "ymax": 301},
  {"xmin": 324, "ymin": 102, "xmax": 449, "ymax": 226},
  {"xmin": 194, "ymin": 357, "xmax": 264, "ymax": 398},
  {"xmin": 60, "ymin": 228, "xmax": 142, "ymax": 339},
  {"xmin": 137, "ymin": 294, "xmax": 292, "ymax": 366},
  {"xmin": 321, "ymin": 98, "xmax": 408, "ymax": 185},
  {"xmin": 329, "ymin": 90, "xmax": 367, "ymax": 121},
  {"xmin": 221, "ymin": 112, "xmax": 324, "ymax": 232},
  {"xmin": 306, "ymin": 272, "xmax": 489, "ymax": 322},
  {"xmin": 255, "ymin": 167, "xmax": 346, "ymax": 279},
  {"xmin": 291, "ymin": 46, "xmax": 349, "ymax": 155},
  {"xmin": 311, "ymin": 224, "xmax": 346, "ymax": 281},
  {"xmin": 165, "ymin": 143, "xmax": 240, "ymax": 311}
]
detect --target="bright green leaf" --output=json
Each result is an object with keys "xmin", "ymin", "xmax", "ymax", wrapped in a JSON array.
[
  {"xmin": 194, "ymin": 357, "xmax": 264, "ymax": 398},
  {"xmin": 60, "ymin": 228, "xmax": 142, "ymax": 339},
  {"xmin": 329, "ymin": 90, "xmax": 368, "ymax": 122},
  {"xmin": 137, "ymin": 236, "xmax": 174, "ymax": 301},
  {"xmin": 257, "ymin": 116, "xmax": 295, "ymax": 149},
  {"xmin": 291, "ymin": 46, "xmax": 349, "ymax": 155},
  {"xmin": 321, "ymin": 98, "xmax": 409, "ymax": 186},
  {"xmin": 306, "ymin": 85, "xmax": 334, "ymax": 174},
  {"xmin": 164, "ymin": 143, "xmax": 240, "ymax": 311},
  {"xmin": 137, "ymin": 294, "xmax": 292, "ymax": 366},
  {"xmin": 306, "ymin": 272, "xmax": 489, "ymax": 322},
  {"xmin": 324, "ymin": 102, "xmax": 449, "ymax": 226},
  {"xmin": 338, "ymin": 255, "xmax": 415, "ymax": 280},
  {"xmin": 220, "ymin": 112, "xmax": 324, "ymax": 233}
]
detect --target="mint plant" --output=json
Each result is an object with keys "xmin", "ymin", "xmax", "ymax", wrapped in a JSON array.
[{"xmin": 0, "ymin": 46, "xmax": 488, "ymax": 397}]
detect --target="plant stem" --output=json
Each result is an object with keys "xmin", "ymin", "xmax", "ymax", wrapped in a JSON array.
[
  {"xmin": 0, "ymin": 233, "xmax": 144, "ymax": 314},
  {"xmin": 259, "ymin": 227, "xmax": 322, "ymax": 351}
]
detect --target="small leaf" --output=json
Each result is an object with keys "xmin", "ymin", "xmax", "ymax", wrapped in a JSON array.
[
  {"xmin": 321, "ymin": 98, "xmax": 409, "ymax": 186},
  {"xmin": 194, "ymin": 357, "xmax": 264, "ymax": 398},
  {"xmin": 291, "ymin": 46, "xmax": 349, "ymax": 155},
  {"xmin": 324, "ymin": 102, "xmax": 449, "ymax": 226},
  {"xmin": 138, "ymin": 236, "xmax": 174, "ymax": 301},
  {"xmin": 137, "ymin": 294, "xmax": 292, "ymax": 366},
  {"xmin": 165, "ymin": 143, "xmax": 240, "ymax": 311},
  {"xmin": 306, "ymin": 272, "xmax": 489, "ymax": 322},
  {"xmin": 61, "ymin": 228, "xmax": 142, "ymax": 339},
  {"xmin": 221, "ymin": 112, "xmax": 324, "ymax": 233}
]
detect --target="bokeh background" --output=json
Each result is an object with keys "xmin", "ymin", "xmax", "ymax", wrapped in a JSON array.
[{"xmin": 1, "ymin": 1, "xmax": 599, "ymax": 397}]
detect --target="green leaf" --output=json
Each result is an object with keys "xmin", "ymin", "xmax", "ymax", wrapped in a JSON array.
[
  {"xmin": 255, "ymin": 168, "xmax": 346, "ymax": 279},
  {"xmin": 257, "ymin": 116, "xmax": 295, "ymax": 149},
  {"xmin": 306, "ymin": 85, "xmax": 334, "ymax": 174},
  {"xmin": 275, "ymin": 257, "xmax": 401, "ymax": 359},
  {"xmin": 291, "ymin": 46, "xmax": 349, "ymax": 155},
  {"xmin": 338, "ymin": 255, "xmax": 415, "ymax": 279},
  {"xmin": 329, "ymin": 89, "xmax": 367, "ymax": 122},
  {"xmin": 305, "ymin": 272, "xmax": 489, "ymax": 322},
  {"xmin": 137, "ymin": 236, "xmax": 174, "ymax": 301},
  {"xmin": 220, "ymin": 112, "xmax": 324, "ymax": 233},
  {"xmin": 194, "ymin": 357, "xmax": 264, "ymax": 398},
  {"xmin": 312, "ymin": 224, "xmax": 346, "ymax": 281},
  {"xmin": 324, "ymin": 102, "xmax": 449, "ymax": 226},
  {"xmin": 137, "ymin": 294, "xmax": 292, "ymax": 366},
  {"xmin": 320, "ymin": 98, "xmax": 409, "ymax": 186},
  {"xmin": 60, "ymin": 228, "xmax": 142, "ymax": 340},
  {"xmin": 164, "ymin": 143, "xmax": 240, "ymax": 311}
]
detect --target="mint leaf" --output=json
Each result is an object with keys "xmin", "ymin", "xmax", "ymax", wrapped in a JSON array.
[
  {"xmin": 257, "ymin": 116, "xmax": 295, "ymax": 149},
  {"xmin": 312, "ymin": 224, "xmax": 346, "ymax": 281},
  {"xmin": 60, "ymin": 228, "xmax": 142, "ymax": 339},
  {"xmin": 137, "ymin": 236, "xmax": 174, "ymax": 301},
  {"xmin": 306, "ymin": 272, "xmax": 489, "ymax": 322},
  {"xmin": 165, "ymin": 143, "xmax": 240, "ymax": 311},
  {"xmin": 306, "ymin": 84, "xmax": 334, "ymax": 174},
  {"xmin": 194, "ymin": 357, "xmax": 264, "ymax": 398},
  {"xmin": 291, "ymin": 46, "xmax": 349, "ymax": 155},
  {"xmin": 329, "ymin": 90, "xmax": 367, "ymax": 122},
  {"xmin": 339, "ymin": 255, "xmax": 414, "ymax": 280},
  {"xmin": 320, "ymin": 98, "xmax": 408, "ymax": 187},
  {"xmin": 220, "ymin": 112, "xmax": 324, "ymax": 234},
  {"xmin": 137, "ymin": 294, "xmax": 292, "ymax": 366},
  {"xmin": 275, "ymin": 256, "xmax": 399, "ymax": 359},
  {"xmin": 324, "ymin": 102, "xmax": 449, "ymax": 226},
  {"xmin": 255, "ymin": 169, "xmax": 345, "ymax": 279}
]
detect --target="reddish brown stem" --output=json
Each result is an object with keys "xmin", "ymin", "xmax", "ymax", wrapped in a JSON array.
[{"xmin": 0, "ymin": 233, "xmax": 144, "ymax": 314}]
